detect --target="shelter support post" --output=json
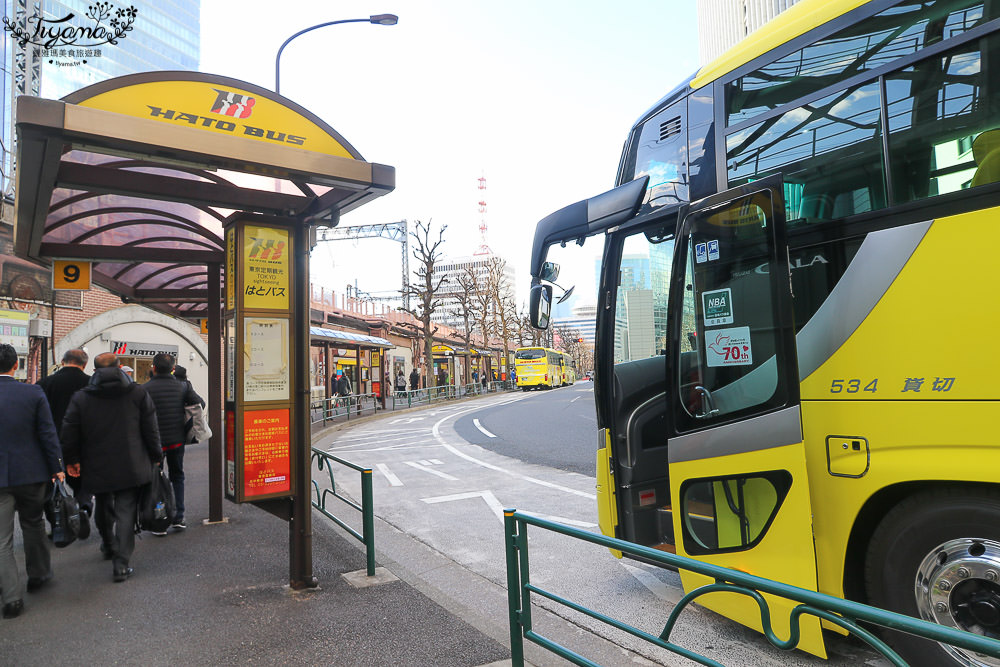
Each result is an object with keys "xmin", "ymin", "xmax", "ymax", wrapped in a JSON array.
[
  {"xmin": 207, "ymin": 263, "xmax": 224, "ymax": 523},
  {"xmin": 290, "ymin": 220, "xmax": 315, "ymax": 589}
]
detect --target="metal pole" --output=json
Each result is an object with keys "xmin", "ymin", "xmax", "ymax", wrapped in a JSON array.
[
  {"xmin": 362, "ymin": 469, "xmax": 375, "ymax": 576},
  {"xmin": 275, "ymin": 17, "xmax": 378, "ymax": 94},
  {"xmin": 207, "ymin": 263, "xmax": 224, "ymax": 523},
  {"xmin": 504, "ymin": 510, "xmax": 525, "ymax": 666},
  {"xmin": 290, "ymin": 222, "xmax": 316, "ymax": 589}
]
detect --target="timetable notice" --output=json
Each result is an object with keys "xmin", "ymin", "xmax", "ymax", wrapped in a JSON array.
[{"xmin": 243, "ymin": 408, "xmax": 291, "ymax": 497}]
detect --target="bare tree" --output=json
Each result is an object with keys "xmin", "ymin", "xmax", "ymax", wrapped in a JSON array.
[
  {"xmin": 478, "ymin": 257, "xmax": 517, "ymax": 379},
  {"xmin": 401, "ymin": 220, "xmax": 447, "ymax": 388},
  {"xmin": 466, "ymin": 263, "xmax": 494, "ymax": 377},
  {"xmin": 452, "ymin": 270, "xmax": 478, "ymax": 384}
]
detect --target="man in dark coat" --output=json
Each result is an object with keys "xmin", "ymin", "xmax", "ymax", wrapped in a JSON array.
[
  {"xmin": 37, "ymin": 348, "xmax": 92, "ymax": 537},
  {"xmin": 0, "ymin": 344, "xmax": 65, "ymax": 618},
  {"xmin": 62, "ymin": 353, "xmax": 162, "ymax": 582},
  {"xmin": 409, "ymin": 368, "xmax": 419, "ymax": 391},
  {"xmin": 143, "ymin": 353, "xmax": 199, "ymax": 534}
]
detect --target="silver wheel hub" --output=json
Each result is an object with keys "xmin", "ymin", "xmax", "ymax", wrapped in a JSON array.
[{"xmin": 916, "ymin": 538, "xmax": 1000, "ymax": 667}]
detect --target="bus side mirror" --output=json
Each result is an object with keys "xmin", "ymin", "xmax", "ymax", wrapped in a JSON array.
[
  {"xmin": 530, "ymin": 284, "xmax": 552, "ymax": 330},
  {"xmin": 540, "ymin": 262, "xmax": 560, "ymax": 283}
]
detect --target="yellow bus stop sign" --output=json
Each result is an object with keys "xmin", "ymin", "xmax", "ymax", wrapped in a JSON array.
[{"xmin": 52, "ymin": 260, "xmax": 91, "ymax": 290}]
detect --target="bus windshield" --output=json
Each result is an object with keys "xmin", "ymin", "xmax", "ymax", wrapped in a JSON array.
[{"xmin": 514, "ymin": 349, "xmax": 545, "ymax": 360}]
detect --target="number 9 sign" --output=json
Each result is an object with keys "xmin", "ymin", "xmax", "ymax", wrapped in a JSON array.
[{"xmin": 52, "ymin": 260, "xmax": 91, "ymax": 290}]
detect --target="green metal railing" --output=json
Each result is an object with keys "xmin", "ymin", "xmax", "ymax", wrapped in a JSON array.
[
  {"xmin": 310, "ymin": 393, "xmax": 378, "ymax": 427},
  {"xmin": 310, "ymin": 447, "xmax": 375, "ymax": 576},
  {"xmin": 503, "ymin": 509, "xmax": 1000, "ymax": 667}
]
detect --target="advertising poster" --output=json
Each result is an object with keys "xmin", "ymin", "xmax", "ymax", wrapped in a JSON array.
[
  {"xmin": 225, "ymin": 227, "xmax": 235, "ymax": 311},
  {"xmin": 242, "ymin": 408, "xmax": 291, "ymax": 498},
  {"xmin": 243, "ymin": 317, "xmax": 289, "ymax": 401},
  {"xmin": 242, "ymin": 225, "xmax": 290, "ymax": 310},
  {"xmin": 225, "ymin": 408, "xmax": 236, "ymax": 498}
]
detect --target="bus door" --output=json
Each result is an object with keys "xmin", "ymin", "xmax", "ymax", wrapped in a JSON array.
[{"xmin": 666, "ymin": 176, "xmax": 826, "ymax": 657}]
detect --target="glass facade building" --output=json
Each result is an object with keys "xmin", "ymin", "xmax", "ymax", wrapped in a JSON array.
[{"xmin": 3, "ymin": 0, "xmax": 200, "ymax": 198}]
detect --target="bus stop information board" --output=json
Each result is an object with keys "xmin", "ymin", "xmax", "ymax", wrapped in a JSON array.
[{"xmin": 224, "ymin": 218, "xmax": 296, "ymax": 502}]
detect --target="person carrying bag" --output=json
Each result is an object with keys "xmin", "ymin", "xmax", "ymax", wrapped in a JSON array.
[{"xmin": 46, "ymin": 480, "xmax": 80, "ymax": 548}]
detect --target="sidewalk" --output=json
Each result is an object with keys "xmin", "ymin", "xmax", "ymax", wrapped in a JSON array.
[{"xmin": 1, "ymin": 442, "xmax": 512, "ymax": 666}]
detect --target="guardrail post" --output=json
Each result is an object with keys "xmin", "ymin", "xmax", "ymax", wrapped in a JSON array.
[
  {"xmin": 504, "ymin": 509, "xmax": 525, "ymax": 666},
  {"xmin": 362, "ymin": 468, "xmax": 375, "ymax": 576}
]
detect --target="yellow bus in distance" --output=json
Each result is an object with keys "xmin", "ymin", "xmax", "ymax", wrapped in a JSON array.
[
  {"xmin": 514, "ymin": 347, "xmax": 562, "ymax": 390},
  {"xmin": 559, "ymin": 352, "xmax": 578, "ymax": 385}
]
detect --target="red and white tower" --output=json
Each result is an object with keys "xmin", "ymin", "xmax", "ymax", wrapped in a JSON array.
[{"xmin": 474, "ymin": 173, "xmax": 492, "ymax": 256}]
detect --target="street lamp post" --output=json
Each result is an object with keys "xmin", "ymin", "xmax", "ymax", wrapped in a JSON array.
[
  {"xmin": 271, "ymin": 12, "xmax": 396, "ymax": 590},
  {"xmin": 275, "ymin": 14, "xmax": 398, "ymax": 94}
]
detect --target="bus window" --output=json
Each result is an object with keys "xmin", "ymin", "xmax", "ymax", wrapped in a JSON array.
[
  {"xmin": 677, "ymin": 190, "xmax": 787, "ymax": 423},
  {"xmin": 726, "ymin": 81, "xmax": 886, "ymax": 225},
  {"xmin": 725, "ymin": 0, "xmax": 987, "ymax": 127},
  {"xmin": 631, "ymin": 100, "xmax": 688, "ymax": 214},
  {"xmin": 680, "ymin": 471, "xmax": 792, "ymax": 554},
  {"xmin": 612, "ymin": 233, "xmax": 674, "ymax": 363},
  {"xmin": 886, "ymin": 31, "xmax": 1000, "ymax": 202}
]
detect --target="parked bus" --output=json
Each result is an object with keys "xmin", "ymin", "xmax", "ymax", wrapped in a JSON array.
[
  {"xmin": 527, "ymin": 1, "xmax": 1000, "ymax": 665},
  {"xmin": 514, "ymin": 347, "xmax": 562, "ymax": 390}
]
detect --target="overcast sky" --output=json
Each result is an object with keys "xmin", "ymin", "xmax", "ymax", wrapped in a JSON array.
[{"xmin": 200, "ymin": 1, "xmax": 701, "ymax": 308}]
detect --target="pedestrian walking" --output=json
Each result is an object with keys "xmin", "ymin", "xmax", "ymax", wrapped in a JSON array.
[
  {"xmin": 144, "ymin": 354, "xmax": 200, "ymax": 534},
  {"xmin": 172, "ymin": 365, "xmax": 205, "ymax": 408},
  {"xmin": 61, "ymin": 353, "xmax": 162, "ymax": 582},
  {"xmin": 37, "ymin": 349, "xmax": 92, "ymax": 539},
  {"xmin": 0, "ymin": 344, "xmax": 65, "ymax": 618},
  {"xmin": 395, "ymin": 370, "xmax": 406, "ymax": 393},
  {"xmin": 409, "ymin": 368, "xmax": 419, "ymax": 391}
]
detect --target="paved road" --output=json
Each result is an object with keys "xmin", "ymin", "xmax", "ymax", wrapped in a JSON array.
[
  {"xmin": 453, "ymin": 382, "xmax": 597, "ymax": 475},
  {"xmin": 316, "ymin": 389, "xmax": 888, "ymax": 666}
]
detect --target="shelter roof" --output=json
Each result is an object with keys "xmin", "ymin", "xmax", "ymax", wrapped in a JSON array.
[
  {"xmin": 14, "ymin": 72, "xmax": 394, "ymax": 318},
  {"xmin": 310, "ymin": 326, "xmax": 391, "ymax": 348}
]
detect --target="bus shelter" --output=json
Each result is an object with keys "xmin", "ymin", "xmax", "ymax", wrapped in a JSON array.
[
  {"xmin": 309, "ymin": 326, "xmax": 392, "ymax": 403},
  {"xmin": 13, "ymin": 72, "xmax": 394, "ymax": 588}
]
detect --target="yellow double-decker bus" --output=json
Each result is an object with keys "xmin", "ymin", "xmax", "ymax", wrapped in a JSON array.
[
  {"xmin": 527, "ymin": 1, "xmax": 1000, "ymax": 665},
  {"xmin": 514, "ymin": 347, "xmax": 562, "ymax": 390}
]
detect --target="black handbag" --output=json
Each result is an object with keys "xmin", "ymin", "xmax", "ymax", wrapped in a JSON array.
[
  {"xmin": 46, "ymin": 480, "xmax": 81, "ymax": 548},
  {"xmin": 137, "ymin": 463, "xmax": 176, "ymax": 533}
]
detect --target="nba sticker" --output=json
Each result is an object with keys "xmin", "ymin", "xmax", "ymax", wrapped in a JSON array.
[
  {"xmin": 702, "ymin": 288, "xmax": 733, "ymax": 326},
  {"xmin": 705, "ymin": 326, "xmax": 753, "ymax": 367},
  {"xmin": 695, "ymin": 242, "xmax": 708, "ymax": 263}
]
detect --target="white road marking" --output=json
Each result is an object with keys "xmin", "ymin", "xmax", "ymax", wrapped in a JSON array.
[
  {"xmin": 530, "ymin": 513, "xmax": 598, "ymax": 528},
  {"xmin": 473, "ymin": 418, "xmax": 496, "ymax": 438},
  {"xmin": 375, "ymin": 463, "xmax": 403, "ymax": 487},
  {"xmin": 429, "ymin": 459, "xmax": 443, "ymax": 465},
  {"xmin": 404, "ymin": 460, "xmax": 459, "ymax": 481},
  {"xmin": 421, "ymin": 490, "xmax": 505, "ymax": 523},
  {"xmin": 390, "ymin": 417, "xmax": 426, "ymax": 424},
  {"xmin": 431, "ymin": 408, "xmax": 596, "ymax": 500},
  {"xmin": 418, "ymin": 459, "xmax": 432, "ymax": 465},
  {"xmin": 619, "ymin": 561, "xmax": 684, "ymax": 605},
  {"xmin": 570, "ymin": 396, "xmax": 580, "ymax": 403}
]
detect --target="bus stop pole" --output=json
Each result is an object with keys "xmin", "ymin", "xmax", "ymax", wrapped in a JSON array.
[{"xmin": 290, "ymin": 220, "xmax": 316, "ymax": 588}]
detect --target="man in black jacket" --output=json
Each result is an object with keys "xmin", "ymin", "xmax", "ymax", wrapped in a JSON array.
[
  {"xmin": 37, "ymin": 349, "xmax": 92, "ymax": 536},
  {"xmin": 143, "ymin": 353, "xmax": 199, "ymax": 534},
  {"xmin": 62, "ymin": 353, "xmax": 162, "ymax": 582}
]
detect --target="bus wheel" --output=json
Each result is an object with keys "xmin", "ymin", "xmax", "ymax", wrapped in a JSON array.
[{"xmin": 864, "ymin": 488, "xmax": 1000, "ymax": 667}]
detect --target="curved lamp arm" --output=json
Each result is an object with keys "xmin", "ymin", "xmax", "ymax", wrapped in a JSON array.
[{"xmin": 275, "ymin": 15, "xmax": 398, "ymax": 93}]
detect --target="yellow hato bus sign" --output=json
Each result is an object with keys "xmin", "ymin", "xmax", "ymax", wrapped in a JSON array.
[{"xmin": 63, "ymin": 72, "xmax": 362, "ymax": 160}]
